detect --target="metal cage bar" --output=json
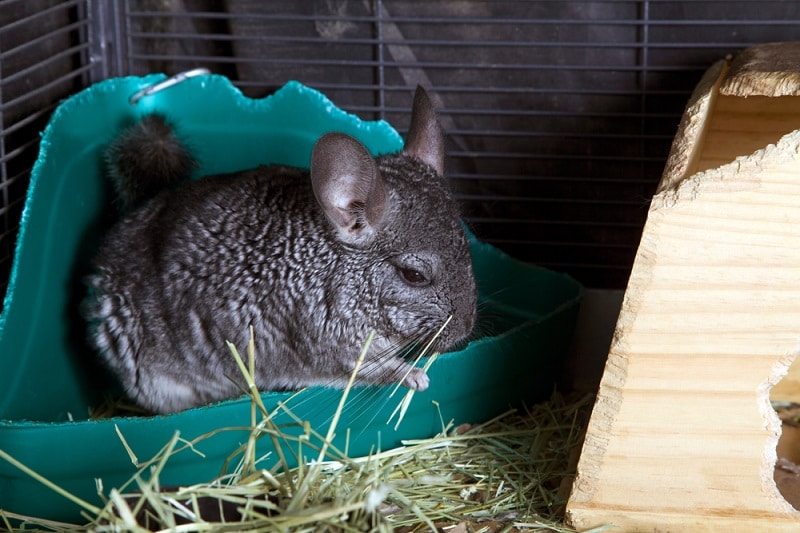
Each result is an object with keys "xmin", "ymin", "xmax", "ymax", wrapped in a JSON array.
[
  {"xmin": 1, "ymin": 1, "xmax": 800, "ymax": 304},
  {"xmin": 0, "ymin": 0, "xmax": 96, "ymax": 304}
]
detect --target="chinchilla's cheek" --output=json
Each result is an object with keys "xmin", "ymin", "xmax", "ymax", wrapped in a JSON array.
[{"xmin": 375, "ymin": 268, "xmax": 405, "ymax": 307}]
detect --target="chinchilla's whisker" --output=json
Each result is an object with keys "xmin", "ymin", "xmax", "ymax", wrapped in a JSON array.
[
  {"xmin": 470, "ymin": 299, "xmax": 513, "ymax": 339},
  {"xmin": 320, "ymin": 355, "xmax": 411, "ymax": 425},
  {"xmin": 480, "ymin": 285, "xmax": 513, "ymax": 301},
  {"xmin": 465, "ymin": 313, "xmax": 496, "ymax": 342},
  {"xmin": 311, "ymin": 332, "xmax": 436, "ymax": 432}
]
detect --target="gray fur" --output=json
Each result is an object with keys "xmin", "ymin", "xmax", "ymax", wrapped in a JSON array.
[{"xmin": 83, "ymin": 86, "xmax": 477, "ymax": 414}]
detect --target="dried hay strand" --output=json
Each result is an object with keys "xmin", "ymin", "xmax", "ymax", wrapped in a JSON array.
[{"xmin": 1, "ymin": 333, "xmax": 598, "ymax": 532}]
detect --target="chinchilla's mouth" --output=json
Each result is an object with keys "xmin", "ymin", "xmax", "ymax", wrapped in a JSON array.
[{"xmin": 394, "ymin": 343, "xmax": 423, "ymax": 360}]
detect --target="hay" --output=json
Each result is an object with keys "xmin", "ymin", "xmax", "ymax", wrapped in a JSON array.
[
  {"xmin": 1, "ymin": 335, "xmax": 596, "ymax": 532},
  {"xmin": 2, "ymin": 395, "xmax": 594, "ymax": 532}
]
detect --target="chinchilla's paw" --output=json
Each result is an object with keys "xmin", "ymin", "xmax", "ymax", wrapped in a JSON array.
[{"xmin": 403, "ymin": 368, "xmax": 430, "ymax": 391}]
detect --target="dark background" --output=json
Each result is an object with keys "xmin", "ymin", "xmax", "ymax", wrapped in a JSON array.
[{"xmin": 2, "ymin": 0, "xmax": 800, "ymax": 306}]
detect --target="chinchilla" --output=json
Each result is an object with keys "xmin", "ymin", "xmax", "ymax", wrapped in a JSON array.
[{"xmin": 83, "ymin": 86, "xmax": 477, "ymax": 414}]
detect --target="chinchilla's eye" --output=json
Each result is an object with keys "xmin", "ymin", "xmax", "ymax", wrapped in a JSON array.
[{"xmin": 396, "ymin": 266, "xmax": 430, "ymax": 286}]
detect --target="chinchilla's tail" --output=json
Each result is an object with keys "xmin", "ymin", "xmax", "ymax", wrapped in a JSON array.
[{"xmin": 105, "ymin": 113, "xmax": 197, "ymax": 210}]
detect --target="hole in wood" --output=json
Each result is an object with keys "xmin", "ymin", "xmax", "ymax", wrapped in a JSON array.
[{"xmin": 772, "ymin": 355, "xmax": 800, "ymax": 510}]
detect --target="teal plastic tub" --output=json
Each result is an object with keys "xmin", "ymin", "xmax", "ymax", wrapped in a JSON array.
[{"xmin": 0, "ymin": 75, "xmax": 582, "ymax": 522}]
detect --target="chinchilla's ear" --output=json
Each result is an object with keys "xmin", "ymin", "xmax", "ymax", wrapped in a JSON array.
[
  {"xmin": 311, "ymin": 132, "xmax": 388, "ymax": 245},
  {"xmin": 403, "ymin": 85, "xmax": 444, "ymax": 176}
]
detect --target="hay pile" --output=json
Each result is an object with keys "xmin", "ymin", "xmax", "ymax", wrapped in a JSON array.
[{"xmin": 1, "ymin": 340, "xmax": 598, "ymax": 532}]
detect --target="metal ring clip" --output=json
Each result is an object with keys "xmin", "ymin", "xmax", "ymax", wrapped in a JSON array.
[{"xmin": 129, "ymin": 68, "xmax": 211, "ymax": 105}]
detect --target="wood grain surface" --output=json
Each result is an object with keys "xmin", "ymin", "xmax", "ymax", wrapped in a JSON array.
[{"xmin": 567, "ymin": 42, "xmax": 800, "ymax": 531}]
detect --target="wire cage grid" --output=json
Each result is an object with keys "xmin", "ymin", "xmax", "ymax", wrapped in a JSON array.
[{"xmin": 2, "ymin": 1, "xmax": 800, "ymax": 306}]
